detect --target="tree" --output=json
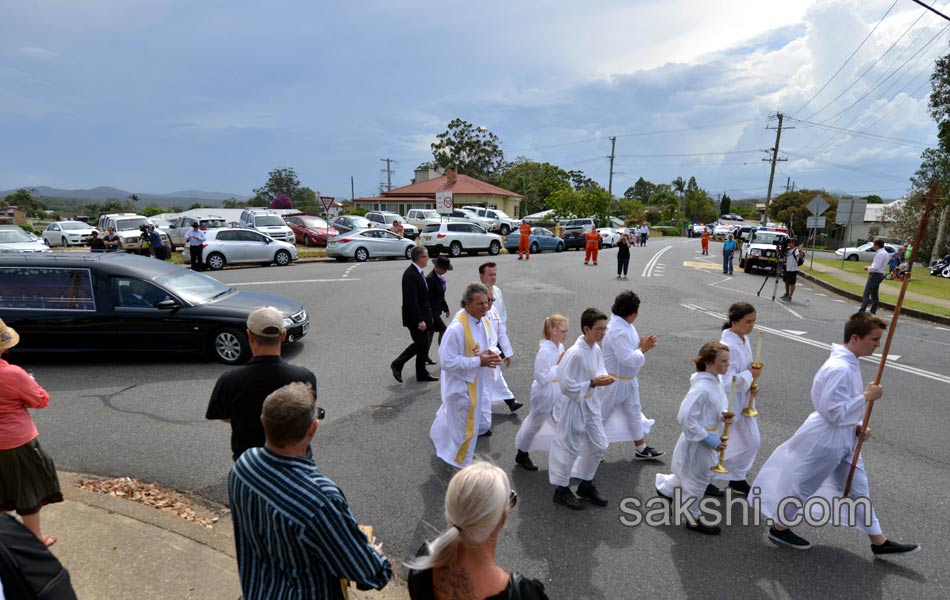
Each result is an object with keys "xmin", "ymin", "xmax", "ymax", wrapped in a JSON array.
[
  {"xmin": 431, "ymin": 118, "xmax": 505, "ymax": 180},
  {"xmin": 624, "ymin": 177, "xmax": 656, "ymax": 203},
  {"xmin": 768, "ymin": 189, "xmax": 838, "ymax": 241},
  {"xmin": 253, "ymin": 167, "xmax": 301, "ymax": 205},
  {"xmin": 222, "ymin": 198, "xmax": 245, "ymax": 208},
  {"xmin": 270, "ymin": 194, "xmax": 293, "ymax": 209},
  {"xmin": 292, "ymin": 187, "xmax": 318, "ymax": 209},
  {"xmin": 864, "ymin": 194, "xmax": 883, "ymax": 204},
  {"xmin": 3, "ymin": 188, "xmax": 46, "ymax": 217},
  {"xmin": 127, "ymin": 194, "xmax": 140, "ymax": 211},
  {"xmin": 141, "ymin": 205, "xmax": 163, "ymax": 217},
  {"xmin": 719, "ymin": 193, "xmax": 732, "ymax": 216},
  {"xmin": 495, "ymin": 158, "xmax": 571, "ymax": 214},
  {"xmin": 567, "ymin": 170, "xmax": 602, "ymax": 191},
  {"xmin": 546, "ymin": 187, "xmax": 611, "ymax": 220}
]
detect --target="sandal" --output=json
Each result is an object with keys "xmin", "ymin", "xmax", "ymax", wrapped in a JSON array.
[{"xmin": 42, "ymin": 535, "xmax": 57, "ymax": 547}]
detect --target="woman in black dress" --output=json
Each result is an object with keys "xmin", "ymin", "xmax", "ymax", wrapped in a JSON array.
[{"xmin": 425, "ymin": 257, "xmax": 453, "ymax": 365}]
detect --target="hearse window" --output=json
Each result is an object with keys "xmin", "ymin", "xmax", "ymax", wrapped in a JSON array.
[
  {"xmin": 0, "ymin": 267, "xmax": 96, "ymax": 311},
  {"xmin": 112, "ymin": 278, "xmax": 171, "ymax": 309}
]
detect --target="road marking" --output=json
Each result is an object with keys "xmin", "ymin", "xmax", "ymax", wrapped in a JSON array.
[
  {"xmin": 937, "ymin": 327, "xmax": 950, "ymax": 331},
  {"xmin": 233, "ymin": 278, "xmax": 361, "ymax": 285},
  {"xmin": 832, "ymin": 299, "xmax": 846, "ymax": 303},
  {"xmin": 642, "ymin": 245, "xmax": 672, "ymax": 278},
  {"xmin": 782, "ymin": 330, "xmax": 808, "ymax": 335},
  {"xmin": 683, "ymin": 261, "xmax": 721, "ymax": 270},
  {"xmin": 872, "ymin": 353, "xmax": 900, "ymax": 361},
  {"xmin": 680, "ymin": 304, "xmax": 950, "ymax": 384},
  {"xmin": 815, "ymin": 293, "xmax": 827, "ymax": 297}
]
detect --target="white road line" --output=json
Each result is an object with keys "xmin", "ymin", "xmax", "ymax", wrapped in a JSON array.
[
  {"xmin": 679, "ymin": 304, "xmax": 950, "ymax": 384},
  {"xmin": 815, "ymin": 293, "xmax": 827, "ymax": 297},
  {"xmin": 641, "ymin": 245, "xmax": 672, "ymax": 278},
  {"xmin": 872, "ymin": 353, "xmax": 901, "ymax": 362},
  {"xmin": 233, "ymin": 278, "xmax": 361, "ymax": 285},
  {"xmin": 832, "ymin": 299, "xmax": 846, "ymax": 303},
  {"xmin": 782, "ymin": 330, "xmax": 808, "ymax": 335},
  {"xmin": 937, "ymin": 327, "xmax": 950, "ymax": 331}
]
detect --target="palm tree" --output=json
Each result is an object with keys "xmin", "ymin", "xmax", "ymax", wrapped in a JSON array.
[{"xmin": 672, "ymin": 177, "xmax": 687, "ymax": 233}]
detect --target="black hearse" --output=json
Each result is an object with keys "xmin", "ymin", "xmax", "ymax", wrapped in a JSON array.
[{"xmin": 0, "ymin": 252, "xmax": 309, "ymax": 364}]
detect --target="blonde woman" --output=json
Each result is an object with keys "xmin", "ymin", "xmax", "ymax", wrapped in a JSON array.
[
  {"xmin": 513, "ymin": 315, "xmax": 569, "ymax": 471},
  {"xmin": 407, "ymin": 462, "xmax": 548, "ymax": 599}
]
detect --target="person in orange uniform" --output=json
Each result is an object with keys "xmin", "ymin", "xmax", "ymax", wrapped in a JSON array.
[
  {"xmin": 518, "ymin": 221, "xmax": 533, "ymax": 260},
  {"xmin": 700, "ymin": 227, "xmax": 710, "ymax": 255},
  {"xmin": 584, "ymin": 227, "xmax": 600, "ymax": 265}
]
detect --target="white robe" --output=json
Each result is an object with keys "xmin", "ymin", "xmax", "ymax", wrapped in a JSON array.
[
  {"xmin": 516, "ymin": 339, "xmax": 565, "ymax": 452},
  {"xmin": 548, "ymin": 335, "xmax": 608, "ymax": 486},
  {"xmin": 714, "ymin": 329, "xmax": 760, "ymax": 481},
  {"xmin": 484, "ymin": 303, "xmax": 515, "ymax": 428},
  {"xmin": 429, "ymin": 311, "xmax": 494, "ymax": 468},
  {"xmin": 600, "ymin": 314, "xmax": 655, "ymax": 443},
  {"xmin": 656, "ymin": 372, "xmax": 726, "ymax": 519},
  {"xmin": 749, "ymin": 344, "xmax": 881, "ymax": 535}
]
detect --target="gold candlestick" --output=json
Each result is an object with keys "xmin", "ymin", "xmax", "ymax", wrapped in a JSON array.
[
  {"xmin": 743, "ymin": 362, "xmax": 762, "ymax": 417},
  {"xmin": 711, "ymin": 376, "xmax": 736, "ymax": 474}
]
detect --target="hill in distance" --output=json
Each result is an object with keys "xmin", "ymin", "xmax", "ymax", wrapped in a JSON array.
[{"xmin": 1, "ymin": 185, "xmax": 251, "ymax": 208}]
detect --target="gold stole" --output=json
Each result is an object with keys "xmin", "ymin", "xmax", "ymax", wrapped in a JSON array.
[{"xmin": 454, "ymin": 309, "xmax": 492, "ymax": 464}]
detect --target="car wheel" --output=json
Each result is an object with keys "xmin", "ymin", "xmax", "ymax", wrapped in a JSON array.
[
  {"xmin": 211, "ymin": 327, "xmax": 250, "ymax": 365},
  {"xmin": 556, "ymin": 242, "xmax": 564, "ymax": 252},
  {"xmin": 500, "ymin": 224, "xmax": 510, "ymax": 236},
  {"xmin": 61, "ymin": 236, "xmax": 69, "ymax": 247},
  {"xmin": 303, "ymin": 235, "xmax": 311, "ymax": 247},
  {"xmin": 744, "ymin": 261, "xmax": 753, "ymax": 274},
  {"xmin": 530, "ymin": 241, "xmax": 539, "ymax": 254},
  {"xmin": 739, "ymin": 258, "xmax": 746, "ymax": 269},
  {"xmin": 355, "ymin": 246, "xmax": 369, "ymax": 262},
  {"xmin": 405, "ymin": 245, "xmax": 413, "ymax": 260},
  {"xmin": 847, "ymin": 254, "xmax": 858, "ymax": 261},
  {"xmin": 449, "ymin": 242, "xmax": 462, "ymax": 257},
  {"xmin": 274, "ymin": 249, "xmax": 292, "ymax": 266},
  {"xmin": 488, "ymin": 241, "xmax": 501, "ymax": 256},
  {"xmin": 942, "ymin": 266, "xmax": 950, "ymax": 278},
  {"xmin": 334, "ymin": 256, "xmax": 347, "ymax": 262},
  {"xmin": 207, "ymin": 252, "xmax": 226, "ymax": 270}
]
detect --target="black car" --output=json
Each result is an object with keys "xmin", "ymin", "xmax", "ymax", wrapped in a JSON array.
[
  {"xmin": 561, "ymin": 227, "xmax": 603, "ymax": 251},
  {"xmin": 331, "ymin": 215, "xmax": 373, "ymax": 234},
  {"xmin": 0, "ymin": 252, "xmax": 309, "ymax": 364}
]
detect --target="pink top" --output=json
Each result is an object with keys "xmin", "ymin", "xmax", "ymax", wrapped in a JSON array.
[{"xmin": 0, "ymin": 358, "xmax": 49, "ymax": 450}]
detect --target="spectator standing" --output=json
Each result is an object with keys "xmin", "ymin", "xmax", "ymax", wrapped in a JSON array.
[
  {"xmin": 206, "ymin": 307, "xmax": 317, "ymax": 460},
  {"xmin": 781, "ymin": 239, "xmax": 803, "ymax": 302},
  {"xmin": 0, "ymin": 320, "xmax": 63, "ymax": 547},
  {"xmin": 183, "ymin": 222, "xmax": 206, "ymax": 271},
  {"xmin": 722, "ymin": 233, "xmax": 737, "ymax": 275},
  {"xmin": 638, "ymin": 223, "xmax": 649, "ymax": 246},
  {"xmin": 102, "ymin": 226, "xmax": 121, "ymax": 252},
  {"xmin": 229, "ymin": 382, "xmax": 392, "ymax": 600},
  {"xmin": 859, "ymin": 239, "xmax": 890, "ymax": 315},
  {"xmin": 700, "ymin": 228, "xmax": 710, "ymax": 255},
  {"xmin": 86, "ymin": 230, "xmax": 106, "ymax": 252},
  {"xmin": 616, "ymin": 232, "xmax": 631, "ymax": 279},
  {"xmin": 391, "ymin": 220, "xmax": 405, "ymax": 238},
  {"xmin": 407, "ymin": 462, "xmax": 548, "ymax": 600},
  {"xmin": 425, "ymin": 256, "xmax": 453, "ymax": 365},
  {"xmin": 145, "ymin": 224, "xmax": 167, "ymax": 260},
  {"xmin": 584, "ymin": 228, "xmax": 599, "ymax": 265}
]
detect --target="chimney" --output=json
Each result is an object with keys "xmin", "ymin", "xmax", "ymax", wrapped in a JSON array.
[{"xmin": 446, "ymin": 167, "xmax": 458, "ymax": 183}]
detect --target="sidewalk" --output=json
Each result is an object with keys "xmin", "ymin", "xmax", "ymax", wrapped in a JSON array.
[{"xmin": 36, "ymin": 471, "xmax": 408, "ymax": 600}]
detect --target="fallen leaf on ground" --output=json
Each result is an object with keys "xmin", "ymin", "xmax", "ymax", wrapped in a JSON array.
[{"xmin": 77, "ymin": 477, "xmax": 217, "ymax": 528}]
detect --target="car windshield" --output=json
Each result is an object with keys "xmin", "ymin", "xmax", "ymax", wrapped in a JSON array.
[
  {"xmin": 200, "ymin": 219, "xmax": 227, "ymax": 228},
  {"xmin": 149, "ymin": 219, "xmax": 171, "ymax": 227},
  {"xmin": 416, "ymin": 210, "xmax": 439, "ymax": 219},
  {"xmin": 753, "ymin": 232, "xmax": 786, "ymax": 245},
  {"xmin": 348, "ymin": 217, "xmax": 371, "ymax": 228},
  {"xmin": 60, "ymin": 222, "xmax": 88, "ymax": 230},
  {"xmin": 254, "ymin": 215, "xmax": 286, "ymax": 227},
  {"xmin": 0, "ymin": 230, "xmax": 32, "ymax": 243},
  {"xmin": 301, "ymin": 217, "xmax": 329, "ymax": 228},
  {"xmin": 116, "ymin": 218, "xmax": 149, "ymax": 231},
  {"xmin": 422, "ymin": 224, "xmax": 441, "ymax": 233},
  {"xmin": 154, "ymin": 270, "xmax": 234, "ymax": 304},
  {"xmin": 492, "ymin": 209, "xmax": 512, "ymax": 219}
]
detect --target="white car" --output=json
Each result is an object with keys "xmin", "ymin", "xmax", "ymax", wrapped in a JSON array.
[
  {"xmin": 419, "ymin": 222, "xmax": 503, "ymax": 258},
  {"xmin": 182, "ymin": 228, "xmax": 298, "ymax": 270},
  {"xmin": 405, "ymin": 208, "xmax": 443, "ymax": 231},
  {"xmin": 835, "ymin": 242, "xmax": 901, "ymax": 262},
  {"xmin": 0, "ymin": 228, "xmax": 52, "ymax": 253},
  {"xmin": 43, "ymin": 221, "xmax": 99, "ymax": 247},
  {"xmin": 597, "ymin": 227, "xmax": 622, "ymax": 247},
  {"xmin": 365, "ymin": 211, "xmax": 420, "ymax": 239},
  {"xmin": 326, "ymin": 228, "xmax": 415, "ymax": 262},
  {"xmin": 713, "ymin": 224, "xmax": 737, "ymax": 237}
]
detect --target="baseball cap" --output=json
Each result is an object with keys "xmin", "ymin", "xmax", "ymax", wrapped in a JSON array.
[{"xmin": 247, "ymin": 306, "xmax": 284, "ymax": 337}]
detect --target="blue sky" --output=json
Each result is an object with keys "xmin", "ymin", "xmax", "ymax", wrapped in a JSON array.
[{"xmin": 1, "ymin": 0, "xmax": 947, "ymax": 201}]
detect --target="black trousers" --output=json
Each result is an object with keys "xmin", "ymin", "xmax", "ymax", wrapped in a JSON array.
[
  {"xmin": 394, "ymin": 326, "xmax": 429, "ymax": 379},
  {"xmin": 617, "ymin": 255, "xmax": 630, "ymax": 276},
  {"xmin": 189, "ymin": 245, "xmax": 204, "ymax": 271}
]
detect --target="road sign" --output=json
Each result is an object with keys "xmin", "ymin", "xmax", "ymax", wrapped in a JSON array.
[
  {"xmin": 320, "ymin": 196, "xmax": 335, "ymax": 212},
  {"xmin": 436, "ymin": 191, "xmax": 454, "ymax": 215},
  {"xmin": 806, "ymin": 194, "xmax": 830, "ymax": 215},
  {"xmin": 806, "ymin": 216, "xmax": 826, "ymax": 228},
  {"xmin": 835, "ymin": 199, "xmax": 867, "ymax": 225}
]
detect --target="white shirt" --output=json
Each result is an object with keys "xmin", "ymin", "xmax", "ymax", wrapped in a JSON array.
[{"xmin": 868, "ymin": 247, "xmax": 889, "ymax": 273}]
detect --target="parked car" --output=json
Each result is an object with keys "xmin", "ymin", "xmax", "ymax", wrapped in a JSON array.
[
  {"xmin": 0, "ymin": 252, "xmax": 309, "ymax": 364},
  {"xmin": 326, "ymin": 228, "xmax": 415, "ymax": 262},
  {"xmin": 96, "ymin": 213, "xmax": 171, "ymax": 252},
  {"xmin": 739, "ymin": 230, "xmax": 789, "ymax": 273},
  {"xmin": 284, "ymin": 214, "xmax": 339, "ymax": 247},
  {"xmin": 503, "ymin": 227, "xmax": 564, "ymax": 254},
  {"xmin": 448, "ymin": 208, "xmax": 494, "ymax": 230},
  {"xmin": 419, "ymin": 222, "xmax": 502, "ymax": 258},
  {"xmin": 834, "ymin": 242, "xmax": 901, "ymax": 262},
  {"xmin": 181, "ymin": 228, "xmax": 298, "ymax": 270},
  {"xmin": 42, "ymin": 221, "xmax": 99, "ymax": 247},
  {"xmin": 0, "ymin": 224, "xmax": 45, "ymax": 245},
  {"xmin": 597, "ymin": 227, "xmax": 622, "ymax": 247},
  {"xmin": 331, "ymin": 215, "xmax": 373, "ymax": 234},
  {"xmin": 365, "ymin": 211, "xmax": 419, "ymax": 239},
  {"xmin": 0, "ymin": 228, "xmax": 52, "ymax": 253},
  {"xmin": 560, "ymin": 219, "xmax": 604, "ymax": 251},
  {"xmin": 166, "ymin": 215, "xmax": 229, "ymax": 250},
  {"xmin": 461, "ymin": 206, "xmax": 520, "ymax": 235},
  {"xmin": 405, "ymin": 208, "xmax": 443, "ymax": 230},
  {"xmin": 238, "ymin": 208, "xmax": 295, "ymax": 243}
]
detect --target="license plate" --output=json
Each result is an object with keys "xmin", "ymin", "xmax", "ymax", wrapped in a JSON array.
[
  {"xmin": 302, "ymin": 321, "xmax": 310, "ymax": 335},
  {"xmin": 328, "ymin": 241, "xmax": 336, "ymax": 247}
]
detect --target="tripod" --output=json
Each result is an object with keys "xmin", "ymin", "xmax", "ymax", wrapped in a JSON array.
[{"xmin": 757, "ymin": 249, "xmax": 786, "ymax": 302}]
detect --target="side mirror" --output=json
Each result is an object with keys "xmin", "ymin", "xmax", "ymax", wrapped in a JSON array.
[
  {"xmin": 267, "ymin": 238, "xmax": 274, "ymax": 244},
  {"xmin": 156, "ymin": 299, "xmax": 178, "ymax": 310}
]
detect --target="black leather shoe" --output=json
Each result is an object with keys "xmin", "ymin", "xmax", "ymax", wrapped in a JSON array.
[
  {"xmin": 728, "ymin": 479, "xmax": 752, "ymax": 496},
  {"xmin": 478, "ymin": 428, "xmax": 492, "ymax": 437},
  {"xmin": 515, "ymin": 450, "xmax": 538, "ymax": 471},
  {"xmin": 704, "ymin": 484, "xmax": 725, "ymax": 498},
  {"xmin": 417, "ymin": 373, "xmax": 439, "ymax": 382},
  {"xmin": 504, "ymin": 398, "xmax": 524, "ymax": 412},
  {"xmin": 553, "ymin": 486, "xmax": 584, "ymax": 510},
  {"xmin": 686, "ymin": 519, "xmax": 722, "ymax": 535},
  {"xmin": 576, "ymin": 481, "xmax": 608, "ymax": 507},
  {"xmin": 426, "ymin": 357, "xmax": 437, "ymax": 365},
  {"xmin": 390, "ymin": 363, "xmax": 403, "ymax": 384}
]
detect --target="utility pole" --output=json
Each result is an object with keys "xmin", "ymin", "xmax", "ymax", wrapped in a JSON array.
[
  {"xmin": 762, "ymin": 112, "xmax": 790, "ymax": 224},
  {"xmin": 607, "ymin": 136, "xmax": 617, "ymax": 198},
  {"xmin": 350, "ymin": 176, "xmax": 355, "ymax": 201},
  {"xmin": 380, "ymin": 158, "xmax": 395, "ymax": 192},
  {"xmin": 784, "ymin": 176, "xmax": 791, "ymax": 194}
]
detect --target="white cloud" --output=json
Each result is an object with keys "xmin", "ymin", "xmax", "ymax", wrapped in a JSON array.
[{"xmin": 17, "ymin": 47, "xmax": 57, "ymax": 60}]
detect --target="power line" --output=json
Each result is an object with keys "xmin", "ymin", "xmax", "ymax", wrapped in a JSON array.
[
  {"xmin": 910, "ymin": 0, "xmax": 950, "ymax": 21},
  {"xmin": 785, "ymin": 117, "xmax": 930, "ymax": 149},
  {"xmin": 614, "ymin": 150, "xmax": 762, "ymax": 158}
]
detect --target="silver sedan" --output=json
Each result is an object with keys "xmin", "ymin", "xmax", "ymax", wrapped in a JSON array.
[
  {"xmin": 326, "ymin": 228, "xmax": 415, "ymax": 262},
  {"xmin": 182, "ymin": 228, "xmax": 298, "ymax": 270}
]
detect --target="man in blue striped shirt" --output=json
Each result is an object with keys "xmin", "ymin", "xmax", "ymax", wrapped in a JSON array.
[{"xmin": 229, "ymin": 382, "xmax": 392, "ymax": 600}]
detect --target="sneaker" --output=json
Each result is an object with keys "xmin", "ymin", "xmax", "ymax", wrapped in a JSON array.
[
  {"xmin": 553, "ymin": 486, "xmax": 584, "ymax": 510},
  {"xmin": 576, "ymin": 480, "xmax": 608, "ymax": 507},
  {"xmin": 504, "ymin": 398, "xmax": 524, "ymax": 412},
  {"xmin": 769, "ymin": 526, "xmax": 811, "ymax": 550},
  {"xmin": 704, "ymin": 484, "xmax": 725, "ymax": 498},
  {"xmin": 686, "ymin": 519, "xmax": 722, "ymax": 535},
  {"xmin": 871, "ymin": 540, "xmax": 920, "ymax": 557},
  {"xmin": 728, "ymin": 480, "xmax": 752, "ymax": 496},
  {"xmin": 634, "ymin": 446, "xmax": 665, "ymax": 460},
  {"xmin": 515, "ymin": 450, "xmax": 538, "ymax": 471},
  {"xmin": 617, "ymin": 275, "xmax": 622, "ymax": 279}
]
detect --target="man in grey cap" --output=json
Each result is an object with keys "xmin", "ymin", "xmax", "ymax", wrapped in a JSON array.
[{"xmin": 206, "ymin": 307, "xmax": 317, "ymax": 460}]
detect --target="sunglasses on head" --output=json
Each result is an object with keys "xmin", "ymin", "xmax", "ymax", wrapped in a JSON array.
[
  {"xmin": 509, "ymin": 489, "xmax": 518, "ymax": 509},
  {"xmin": 316, "ymin": 406, "xmax": 326, "ymax": 420}
]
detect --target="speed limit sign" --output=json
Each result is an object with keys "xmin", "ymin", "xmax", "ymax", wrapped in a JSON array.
[{"xmin": 436, "ymin": 191, "xmax": 454, "ymax": 215}]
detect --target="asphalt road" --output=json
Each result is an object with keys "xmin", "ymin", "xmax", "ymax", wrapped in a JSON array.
[{"xmin": 21, "ymin": 238, "xmax": 950, "ymax": 599}]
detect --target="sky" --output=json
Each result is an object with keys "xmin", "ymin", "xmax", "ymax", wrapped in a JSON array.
[{"xmin": 2, "ymin": 0, "xmax": 949, "ymax": 201}]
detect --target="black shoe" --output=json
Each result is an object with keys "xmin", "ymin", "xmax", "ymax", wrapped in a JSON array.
[
  {"xmin": 417, "ymin": 373, "xmax": 439, "ymax": 382},
  {"xmin": 769, "ymin": 526, "xmax": 811, "ymax": 550},
  {"xmin": 478, "ymin": 428, "xmax": 492, "ymax": 437},
  {"xmin": 728, "ymin": 480, "xmax": 752, "ymax": 496},
  {"xmin": 553, "ymin": 486, "xmax": 584, "ymax": 510},
  {"xmin": 515, "ymin": 450, "xmax": 538, "ymax": 471},
  {"xmin": 871, "ymin": 540, "xmax": 921, "ymax": 557},
  {"xmin": 576, "ymin": 481, "xmax": 608, "ymax": 507},
  {"xmin": 390, "ymin": 363, "xmax": 403, "ymax": 384},
  {"xmin": 504, "ymin": 398, "xmax": 524, "ymax": 412},
  {"xmin": 426, "ymin": 358, "xmax": 437, "ymax": 365},
  {"xmin": 686, "ymin": 519, "xmax": 722, "ymax": 535},
  {"xmin": 634, "ymin": 446, "xmax": 665, "ymax": 460},
  {"xmin": 704, "ymin": 484, "xmax": 725, "ymax": 498}
]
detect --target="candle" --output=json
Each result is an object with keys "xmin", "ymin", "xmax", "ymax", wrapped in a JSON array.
[
  {"xmin": 754, "ymin": 330, "xmax": 764, "ymax": 364},
  {"xmin": 727, "ymin": 375, "xmax": 737, "ymax": 414}
]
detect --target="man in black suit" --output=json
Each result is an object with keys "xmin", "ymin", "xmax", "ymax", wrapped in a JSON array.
[{"xmin": 391, "ymin": 246, "xmax": 438, "ymax": 383}]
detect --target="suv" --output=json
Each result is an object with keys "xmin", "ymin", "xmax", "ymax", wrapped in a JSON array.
[
  {"xmin": 238, "ymin": 208, "xmax": 295, "ymax": 243},
  {"xmin": 365, "ymin": 211, "xmax": 419, "ymax": 239},
  {"xmin": 560, "ymin": 218, "xmax": 602, "ymax": 251},
  {"xmin": 166, "ymin": 214, "xmax": 229, "ymax": 250},
  {"xmin": 419, "ymin": 222, "xmax": 502, "ymax": 258},
  {"xmin": 405, "ymin": 208, "xmax": 443, "ymax": 231},
  {"xmin": 739, "ymin": 230, "xmax": 789, "ymax": 273},
  {"xmin": 461, "ymin": 206, "xmax": 520, "ymax": 235},
  {"xmin": 96, "ymin": 213, "xmax": 171, "ymax": 252}
]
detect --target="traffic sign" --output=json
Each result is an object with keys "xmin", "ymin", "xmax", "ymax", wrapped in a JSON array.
[
  {"xmin": 320, "ymin": 196, "xmax": 335, "ymax": 212},
  {"xmin": 806, "ymin": 216, "xmax": 826, "ymax": 228},
  {"xmin": 835, "ymin": 199, "xmax": 866, "ymax": 225},
  {"xmin": 436, "ymin": 191, "xmax": 454, "ymax": 215},
  {"xmin": 806, "ymin": 194, "xmax": 830, "ymax": 215}
]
